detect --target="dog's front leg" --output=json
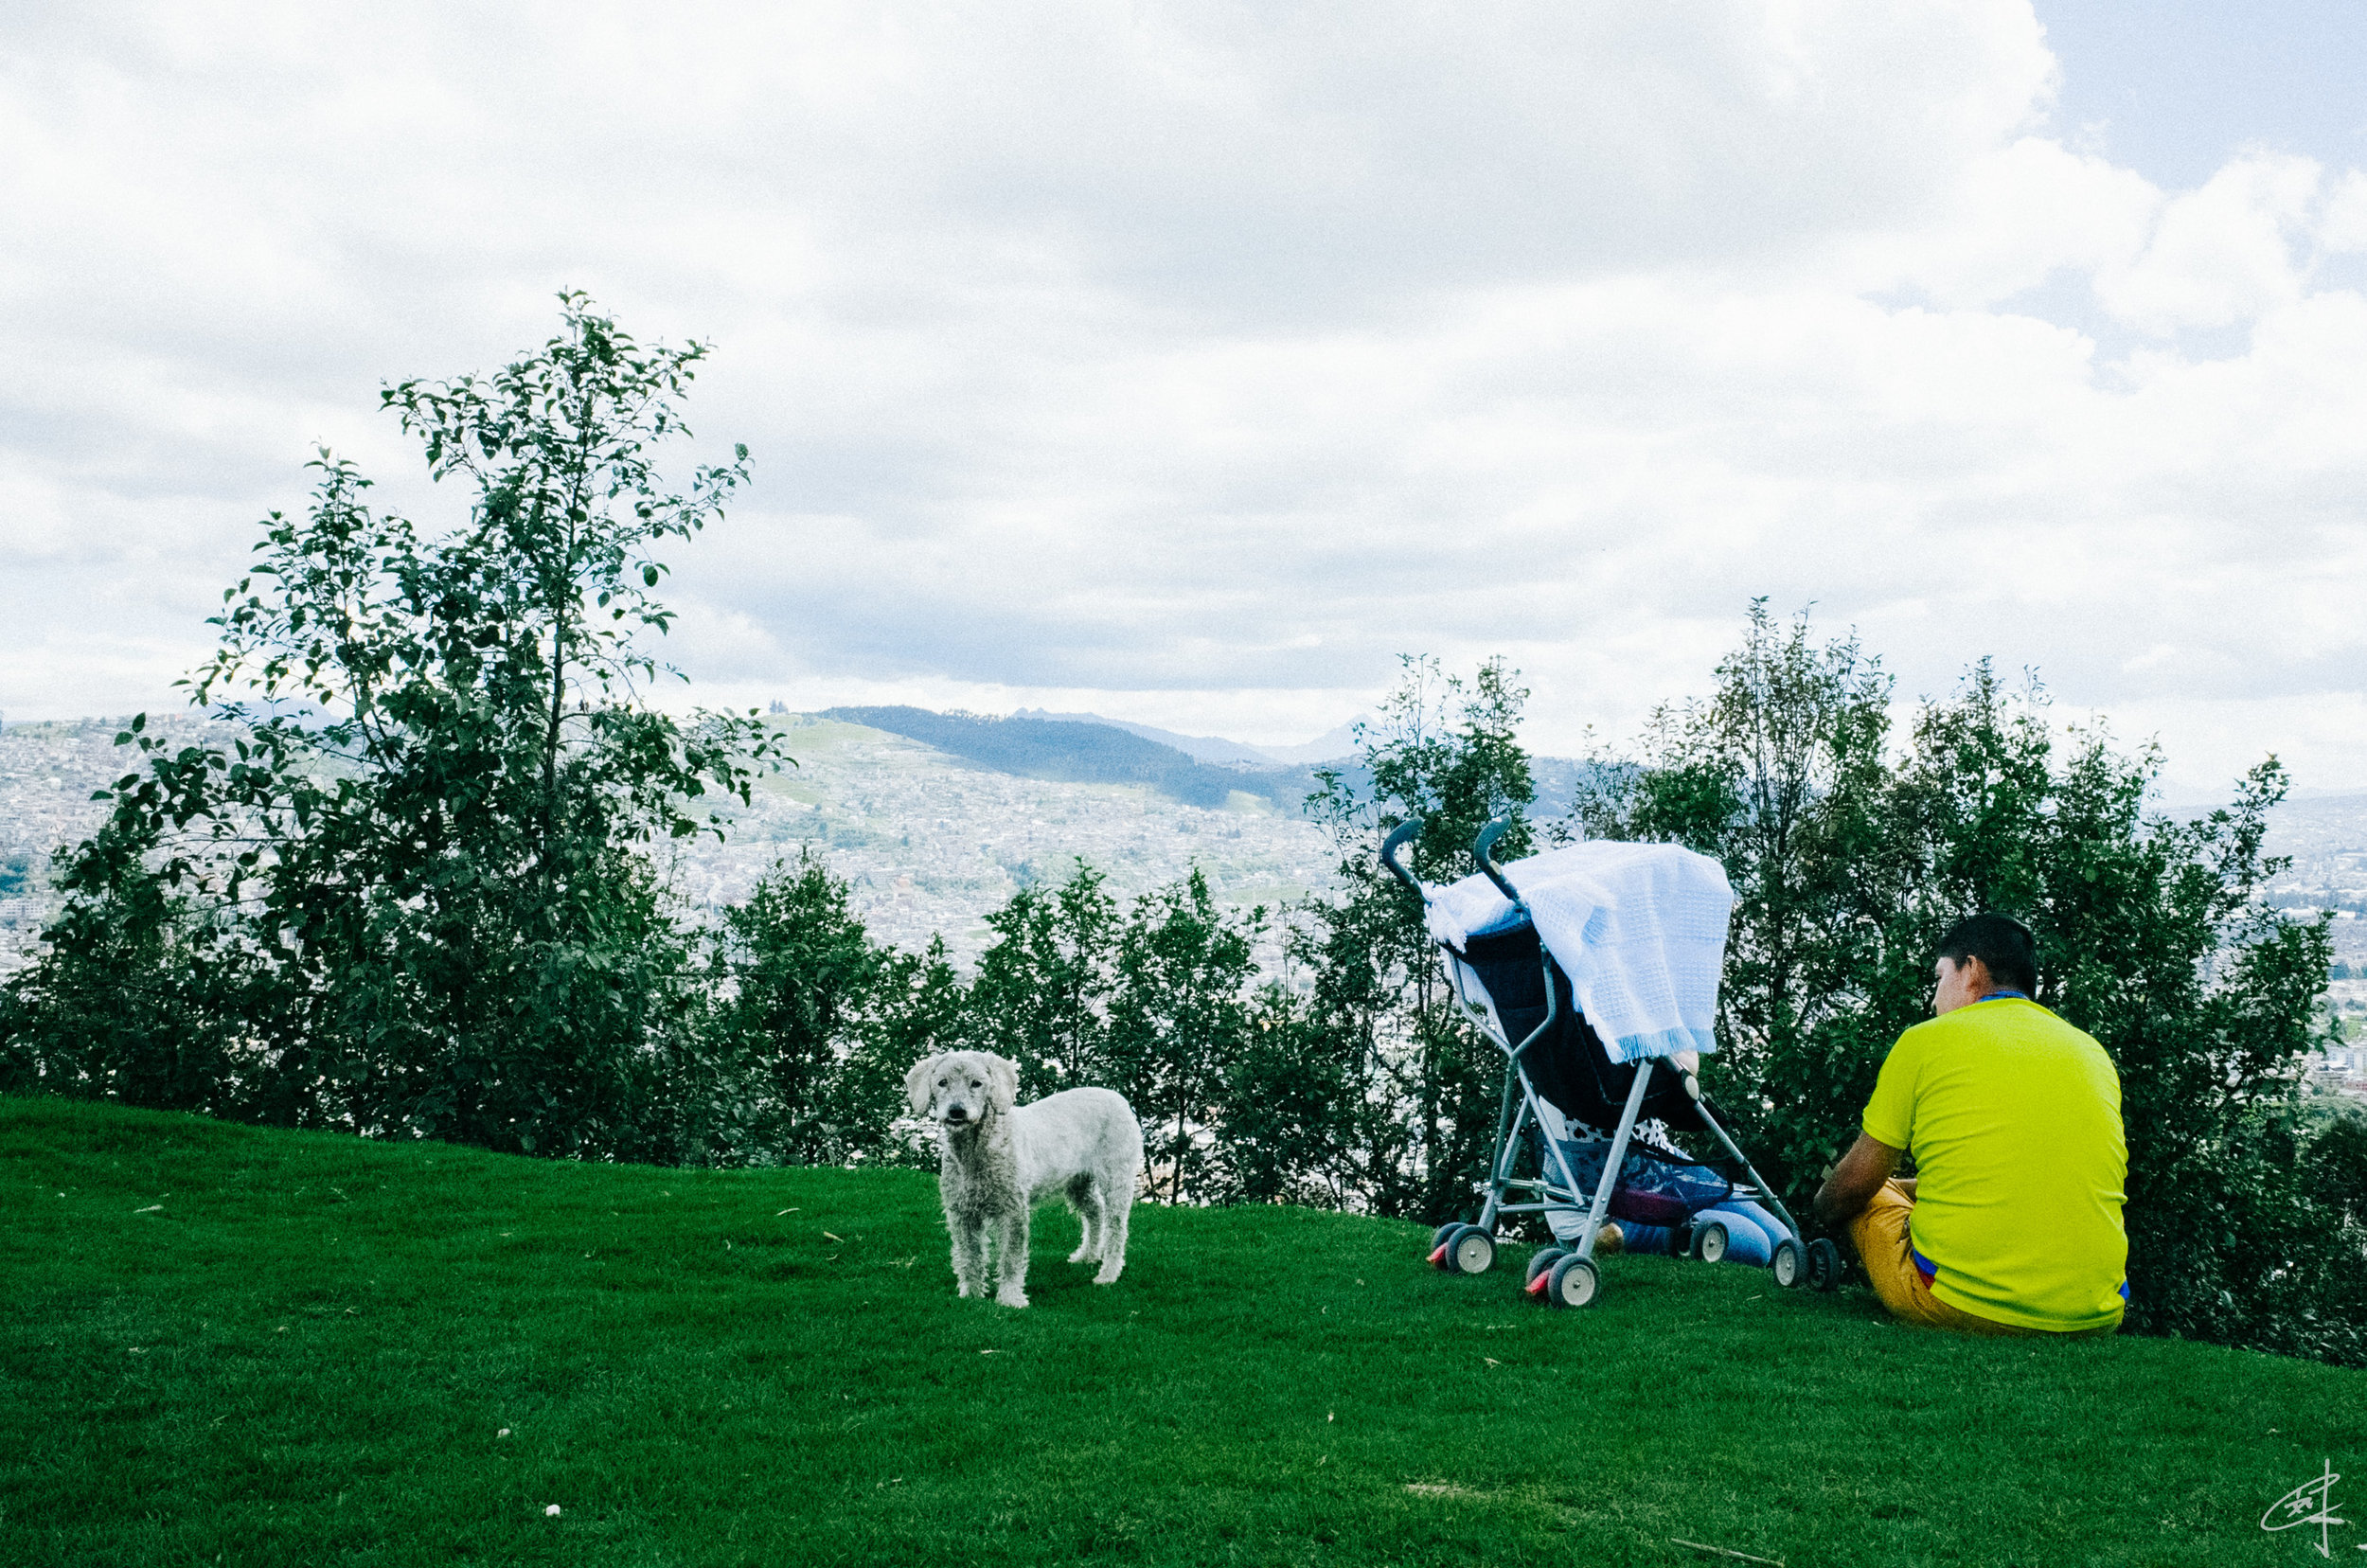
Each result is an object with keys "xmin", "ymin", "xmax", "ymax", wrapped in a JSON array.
[
  {"xmin": 951, "ymin": 1216, "xmax": 989, "ymax": 1298},
  {"xmin": 993, "ymin": 1208, "xmax": 1030, "ymax": 1308}
]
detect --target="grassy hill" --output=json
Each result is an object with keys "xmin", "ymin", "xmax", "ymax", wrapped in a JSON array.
[{"xmin": 6, "ymin": 1096, "xmax": 2362, "ymax": 1567}]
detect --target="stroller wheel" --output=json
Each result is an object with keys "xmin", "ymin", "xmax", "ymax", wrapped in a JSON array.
[
  {"xmin": 1429, "ymin": 1221, "xmax": 1463, "ymax": 1270},
  {"xmin": 1693, "ymin": 1220, "xmax": 1730, "ymax": 1264},
  {"xmin": 1808, "ymin": 1237, "xmax": 1842, "ymax": 1291},
  {"xmin": 1771, "ymin": 1238, "xmax": 1802, "ymax": 1288},
  {"xmin": 1524, "ymin": 1246, "xmax": 1567, "ymax": 1289},
  {"xmin": 1446, "ymin": 1225, "xmax": 1496, "ymax": 1276},
  {"xmin": 1668, "ymin": 1221, "xmax": 1694, "ymax": 1260},
  {"xmin": 1545, "ymin": 1254, "xmax": 1599, "ymax": 1309}
]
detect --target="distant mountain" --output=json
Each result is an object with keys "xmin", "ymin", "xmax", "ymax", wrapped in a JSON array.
[
  {"xmin": 821, "ymin": 706, "xmax": 1317, "ymax": 810},
  {"xmin": 1008, "ymin": 707, "xmax": 1373, "ymax": 769},
  {"xmin": 1258, "ymin": 721, "xmax": 1367, "ymax": 766},
  {"xmin": 819, "ymin": 710, "xmax": 1610, "ymax": 833},
  {"xmin": 1010, "ymin": 709, "xmax": 1280, "ymax": 768}
]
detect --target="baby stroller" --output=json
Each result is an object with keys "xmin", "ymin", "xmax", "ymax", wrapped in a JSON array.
[{"xmin": 1384, "ymin": 817, "xmax": 1842, "ymax": 1308}]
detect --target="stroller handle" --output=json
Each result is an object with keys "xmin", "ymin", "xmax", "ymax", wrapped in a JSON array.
[
  {"xmin": 1472, "ymin": 816, "xmax": 1519, "ymax": 901},
  {"xmin": 1380, "ymin": 817, "xmax": 1425, "ymax": 893}
]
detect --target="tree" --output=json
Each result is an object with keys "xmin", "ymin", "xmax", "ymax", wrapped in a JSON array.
[
  {"xmin": 0, "ymin": 750, "xmax": 276, "ymax": 1114},
  {"xmin": 695, "ymin": 852, "xmax": 965, "ymax": 1169},
  {"xmin": 4, "ymin": 295, "xmax": 781, "ymax": 1158},
  {"xmin": 854, "ymin": 935, "xmax": 971, "ymax": 1167},
  {"xmin": 1210, "ymin": 983, "xmax": 1362, "ymax": 1208},
  {"xmin": 1572, "ymin": 603, "xmax": 1898, "ymax": 1195},
  {"xmin": 1107, "ymin": 869, "xmax": 1261, "ymax": 1204},
  {"xmin": 1292, "ymin": 656, "xmax": 1538, "ymax": 1220},
  {"xmin": 964, "ymin": 863, "xmax": 1120, "ymax": 1098},
  {"xmin": 707, "ymin": 853, "xmax": 887, "ymax": 1165}
]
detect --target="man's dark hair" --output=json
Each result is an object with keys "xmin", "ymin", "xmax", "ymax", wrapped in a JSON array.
[{"xmin": 1935, "ymin": 913, "xmax": 2038, "ymax": 995}]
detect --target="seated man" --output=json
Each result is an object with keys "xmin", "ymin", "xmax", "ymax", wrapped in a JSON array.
[{"xmin": 1813, "ymin": 914, "xmax": 2127, "ymax": 1336}]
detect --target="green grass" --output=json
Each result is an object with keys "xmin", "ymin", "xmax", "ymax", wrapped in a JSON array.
[{"xmin": 5, "ymin": 1096, "xmax": 2362, "ymax": 1567}]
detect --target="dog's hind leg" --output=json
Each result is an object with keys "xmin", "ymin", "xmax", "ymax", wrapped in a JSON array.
[
  {"xmin": 1066, "ymin": 1173, "xmax": 1104, "ymax": 1264},
  {"xmin": 1093, "ymin": 1174, "xmax": 1132, "ymax": 1285},
  {"xmin": 1095, "ymin": 1110, "xmax": 1143, "ymax": 1285},
  {"xmin": 993, "ymin": 1209, "xmax": 1030, "ymax": 1308}
]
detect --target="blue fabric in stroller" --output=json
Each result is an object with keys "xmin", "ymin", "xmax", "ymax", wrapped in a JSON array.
[
  {"xmin": 1615, "ymin": 1204, "xmax": 1788, "ymax": 1264},
  {"xmin": 1539, "ymin": 1131, "xmax": 1733, "ymax": 1229},
  {"xmin": 1536, "ymin": 1130, "xmax": 1789, "ymax": 1263}
]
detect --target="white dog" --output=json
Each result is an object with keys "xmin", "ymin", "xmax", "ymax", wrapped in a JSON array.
[{"xmin": 904, "ymin": 1050, "xmax": 1142, "ymax": 1308}]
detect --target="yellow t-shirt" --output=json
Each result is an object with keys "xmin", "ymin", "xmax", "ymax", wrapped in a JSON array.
[{"xmin": 1861, "ymin": 996, "xmax": 2127, "ymax": 1332}]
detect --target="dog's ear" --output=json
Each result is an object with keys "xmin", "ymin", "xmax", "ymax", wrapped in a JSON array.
[
  {"xmin": 984, "ymin": 1053, "xmax": 1019, "ymax": 1114},
  {"xmin": 903, "ymin": 1054, "xmax": 944, "ymax": 1117}
]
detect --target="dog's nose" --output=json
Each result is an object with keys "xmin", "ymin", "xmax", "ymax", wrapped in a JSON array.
[{"xmin": 944, "ymin": 1107, "xmax": 969, "ymax": 1122}]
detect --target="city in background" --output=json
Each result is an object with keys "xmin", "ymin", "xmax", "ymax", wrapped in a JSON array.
[{"xmin": 6, "ymin": 706, "xmax": 2359, "ymax": 1098}]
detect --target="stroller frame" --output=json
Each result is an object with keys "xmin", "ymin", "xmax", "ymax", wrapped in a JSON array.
[{"xmin": 1385, "ymin": 817, "xmax": 1827, "ymax": 1304}]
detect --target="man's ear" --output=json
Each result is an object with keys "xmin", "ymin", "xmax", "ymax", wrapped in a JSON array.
[
  {"xmin": 904, "ymin": 1055, "xmax": 944, "ymax": 1117},
  {"xmin": 985, "ymin": 1054, "xmax": 1019, "ymax": 1114}
]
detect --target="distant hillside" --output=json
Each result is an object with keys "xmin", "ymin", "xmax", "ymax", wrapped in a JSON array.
[
  {"xmin": 1256, "ymin": 719, "xmax": 1366, "ymax": 765},
  {"xmin": 845, "ymin": 705, "xmax": 1599, "ymax": 822},
  {"xmin": 9, "ymin": 713, "xmax": 2349, "ymax": 985},
  {"xmin": 822, "ymin": 706, "xmax": 1317, "ymax": 810},
  {"xmin": 1527, "ymin": 757, "xmax": 1594, "ymax": 823},
  {"xmin": 1007, "ymin": 708, "xmax": 1371, "ymax": 770},
  {"xmin": 1011, "ymin": 708, "xmax": 1281, "ymax": 768}
]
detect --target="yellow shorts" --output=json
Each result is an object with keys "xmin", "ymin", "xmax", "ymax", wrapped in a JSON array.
[{"xmin": 1848, "ymin": 1180, "xmax": 2119, "ymax": 1338}]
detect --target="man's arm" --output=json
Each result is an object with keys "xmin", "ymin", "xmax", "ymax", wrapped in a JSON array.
[{"xmin": 1813, "ymin": 1131, "xmax": 1903, "ymax": 1231}]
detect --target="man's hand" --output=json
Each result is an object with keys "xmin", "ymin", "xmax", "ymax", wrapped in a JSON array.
[{"xmin": 1813, "ymin": 1131, "xmax": 1903, "ymax": 1231}]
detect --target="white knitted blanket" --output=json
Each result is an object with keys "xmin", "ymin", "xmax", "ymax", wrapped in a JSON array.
[{"xmin": 1424, "ymin": 839, "xmax": 1733, "ymax": 1062}]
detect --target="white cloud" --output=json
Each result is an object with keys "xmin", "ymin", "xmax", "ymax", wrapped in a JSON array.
[
  {"xmin": 2319, "ymin": 169, "xmax": 2367, "ymax": 254},
  {"xmin": 2095, "ymin": 152, "xmax": 2320, "ymax": 333},
  {"xmin": 1850, "ymin": 136, "xmax": 2159, "ymax": 308},
  {"xmin": 0, "ymin": 0, "xmax": 2361, "ymax": 793}
]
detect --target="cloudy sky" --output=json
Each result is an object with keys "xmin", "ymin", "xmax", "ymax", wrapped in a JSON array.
[{"xmin": 5, "ymin": 1, "xmax": 2365, "ymax": 795}]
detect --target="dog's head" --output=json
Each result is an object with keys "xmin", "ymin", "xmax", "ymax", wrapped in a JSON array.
[{"xmin": 904, "ymin": 1050, "xmax": 1019, "ymax": 1127}]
